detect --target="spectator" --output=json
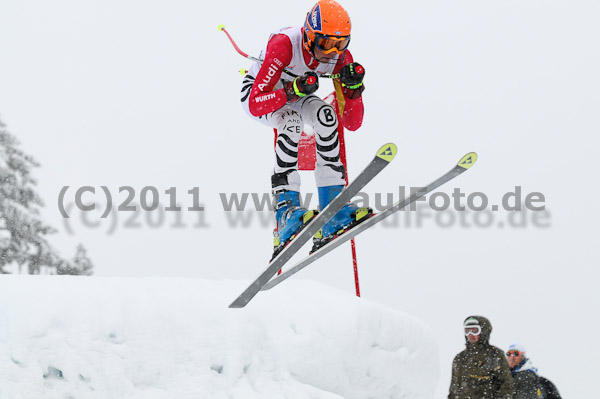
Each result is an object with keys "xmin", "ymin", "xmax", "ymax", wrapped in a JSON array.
[
  {"xmin": 506, "ymin": 343, "xmax": 562, "ymax": 399},
  {"xmin": 448, "ymin": 316, "xmax": 514, "ymax": 399},
  {"xmin": 506, "ymin": 343, "xmax": 542, "ymax": 399}
]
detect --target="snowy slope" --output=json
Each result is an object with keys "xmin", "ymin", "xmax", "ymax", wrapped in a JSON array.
[
  {"xmin": 0, "ymin": 276, "xmax": 438, "ymax": 399},
  {"xmin": 2, "ymin": 0, "xmax": 596, "ymax": 396}
]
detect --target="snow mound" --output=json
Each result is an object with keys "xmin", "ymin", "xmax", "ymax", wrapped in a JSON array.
[{"xmin": 0, "ymin": 276, "xmax": 439, "ymax": 399}]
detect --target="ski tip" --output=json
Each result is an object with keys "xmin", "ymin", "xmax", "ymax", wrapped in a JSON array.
[
  {"xmin": 457, "ymin": 152, "xmax": 478, "ymax": 169},
  {"xmin": 218, "ymin": 24, "xmax": 226, "ymax": 32},
  {"xmin": 228, "ymin": 299, "xmax": 246, "ymax": 309},
  {"xmin": 376, "ymin": 143, "xmax": 398, "ymax": 163}
]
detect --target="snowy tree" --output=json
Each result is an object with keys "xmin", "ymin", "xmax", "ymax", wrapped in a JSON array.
[
  {"xmin": 57, "ymin": 244, "xmax": 94, "ymax": 276},
  {"xmin": 0, "ymin": 117, "xmax": 93, "ymax": 275}
]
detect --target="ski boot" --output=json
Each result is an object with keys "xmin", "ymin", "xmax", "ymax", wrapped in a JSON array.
[
  {"xmin": 272, "ymin": 190, "xmax": 318, "ymax": 261},
  {"xmin": 311, "ymin": 185, "xmax": 373, "ymax": 253}
]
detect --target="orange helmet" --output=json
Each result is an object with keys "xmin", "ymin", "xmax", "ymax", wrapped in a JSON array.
[{"xmin": 303, "ymin": 0, "xmax": 351, "ymax": 58}]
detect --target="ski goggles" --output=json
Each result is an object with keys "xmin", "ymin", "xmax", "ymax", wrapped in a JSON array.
[
  {"xmin": 506, "ymin": 351, "xmax": 522, "ymax": 357},
  {"xmin": 314, "ymin": 33, "xmax": 350, "ymax": 55},
  {"xmin": 464, "ymin": 326, "xmax": 481, "ymax": 336}
]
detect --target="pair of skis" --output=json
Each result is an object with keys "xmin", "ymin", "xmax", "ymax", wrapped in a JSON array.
[{"xmin": 229, "ymin": 143, "xmax": 477, "ymax": 308}]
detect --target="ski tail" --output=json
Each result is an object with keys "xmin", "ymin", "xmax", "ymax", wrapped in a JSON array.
[
  {"xmin": 260, "ymin": 152, "xmax": 478, "ymax": 291},
  {"xmin": 228, "ymin": 143, "xmax": 398, "ymax": 308}
]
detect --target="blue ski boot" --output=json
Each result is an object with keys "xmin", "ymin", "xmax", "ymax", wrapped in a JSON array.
[
  {"xmin": 272, "ymin": 190, "xmax": 318, "ymax": 261},
  {"xmin": 311, "ymin": 185, "xmax": 373, "ymax": 253}
]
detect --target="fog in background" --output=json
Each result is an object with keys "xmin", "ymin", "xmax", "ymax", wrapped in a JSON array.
[{"xmin": 1, "ymin": 1, "xmax": 598, "ymax": 397}]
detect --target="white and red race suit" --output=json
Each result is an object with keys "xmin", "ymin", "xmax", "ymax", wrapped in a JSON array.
[{"xmin": 240, "ymin": 26, "xmax": 365, "ymax": 193}]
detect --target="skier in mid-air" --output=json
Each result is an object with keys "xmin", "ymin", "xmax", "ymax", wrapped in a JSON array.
[{"xmin": 240, "ymin": 0, "xmax": 369, "ymax": 258}]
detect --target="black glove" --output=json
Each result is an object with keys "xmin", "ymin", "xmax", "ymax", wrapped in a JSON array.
[
  {"xmin": 285, "ymin": 71, "xmax": 319, "ymax": 101},
  {"xmin": 339, "ymin": 62, "xmax": 365, "ymax": 89}
]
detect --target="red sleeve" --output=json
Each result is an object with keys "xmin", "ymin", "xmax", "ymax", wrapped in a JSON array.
[
  {"xmin": 333, "ymin": 50, "xmax": 364, "ymax": 131},
  {"xmin": 248, "ymin": 34, "xmax": 293, "ymax": 117}
]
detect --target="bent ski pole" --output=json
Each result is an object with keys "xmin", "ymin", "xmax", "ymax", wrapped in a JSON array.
[
  {"xmin": 218, "ymin": 24, "xmax": 340, "ymax": 79},
  {"xmin": 218, "ymin": 24, "xmax": 261, "ymax": 63}
]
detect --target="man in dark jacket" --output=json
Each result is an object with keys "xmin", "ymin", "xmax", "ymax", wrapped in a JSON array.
[
  {"xmin": 448, "ymin": 316, "xmax": 514, "ymax": 399},
  {"xmin": 506, "ymin": 343, "xmax": 562, "ymax": 399},
  {"xmin": 506, "ymin": 343, "xmax": 543, "ymax": 399}
]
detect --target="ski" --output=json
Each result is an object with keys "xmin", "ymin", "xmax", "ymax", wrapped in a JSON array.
[
  {"xmin": 260, "ymin": 152, "xmax": 478, "ymax": 291},
  {"xmin": 228, "ymin": 143, "xmax": 398, "ymax": 308}
]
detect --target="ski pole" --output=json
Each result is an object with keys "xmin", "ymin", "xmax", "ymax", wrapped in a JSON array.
[
  {"xmin": 218, "ymin": 24, "xmax": 340, "ymax": 79},
  {"xmin": 218, "ymin": 24, "xmax": 261, "ymax": 64}
]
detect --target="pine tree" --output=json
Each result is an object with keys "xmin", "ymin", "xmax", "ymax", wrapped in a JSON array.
[
  {"xmin": 0, "ymin": 117, "xmax": 92, "ymax": 275},
  {"xmin": 57, "ymin": 244, "xmax": 94, "ymax": 276}
]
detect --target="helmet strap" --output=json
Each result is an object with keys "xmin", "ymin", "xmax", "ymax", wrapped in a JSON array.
[{"xmin": 303, "ymin": 30, "xmax": 316, "ymax": 58}]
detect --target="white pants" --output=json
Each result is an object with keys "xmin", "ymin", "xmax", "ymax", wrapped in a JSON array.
[{"xmin": 241, "ymin": 75, "xmax": 346, "ymax": 192}]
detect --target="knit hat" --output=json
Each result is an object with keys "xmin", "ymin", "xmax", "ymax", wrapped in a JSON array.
[{"xmin": 507, "ymin": 343, "xmax": 526, "ymax": 354}]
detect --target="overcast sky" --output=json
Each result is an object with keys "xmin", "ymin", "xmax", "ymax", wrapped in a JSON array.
[{"xmin": 1, "ymin": 0, "xmax": 599, "ymax": 397}]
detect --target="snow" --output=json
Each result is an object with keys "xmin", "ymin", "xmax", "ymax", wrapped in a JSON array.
[
  {"xmin": 1, "ymin": 0, "xmax": 598, "ymax": 397},
  {"xmin": 0, "ymin": 275, "xmax": 438, "ymax": 399}
]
